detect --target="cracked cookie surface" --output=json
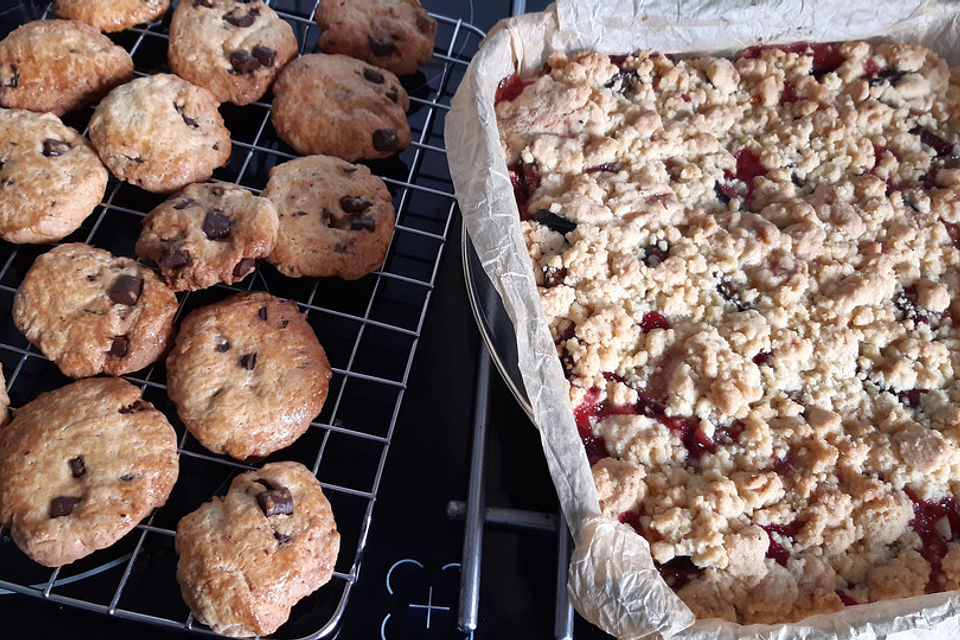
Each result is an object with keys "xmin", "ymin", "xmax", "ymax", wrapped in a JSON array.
[
  {"xmin": 264, "ymin": 155, "xmax": 395, "ymax": 280},
  {"xmin": 0, "ymin": 377, "xmax": 178, "ymax": 567},
  {"xmin": 136, "ymin": 182, "xmax": 279, "ymax": 291},
  {"xmin": 498, "ymin": 42, "xmax": 960, "ymax": 623},
  {"xmin": 314, "ymin": 0, "xmax": 437, "ymax": 77},
  {"xmin": 89, "ymin": 74, "xmax": 231, "ymax": 193},
  {"xmin": 166, "ymin": 291, "xmax": 331, "ymax": 460},
  {"xmin": 271, "ymin": 53, "xmax": 410, "ymax": 161},
  {"xmin": 0, "ymin": 109, "xmax": 108, "ymax": 243},
  {"xmin": 175, "ymin": 461, "xmax": 339, "ymax": 638},
  {"xmin": 168, "ymin": 0, "xmax": 297, "ymax": 106},
  {"xmin": 0, "ymin": 19, "xmax": 133, "ymax": 116},
  {"xmin": 55, "ymin": 0, "xmax": 170, "ymax": 33},
  {"xmin": 13, "ymin": 243, "xmax": 178, "ymax": 378}
]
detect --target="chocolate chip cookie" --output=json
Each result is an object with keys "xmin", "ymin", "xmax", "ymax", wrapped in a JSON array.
[
  {"xmin": 175, "ymin": 461, "xmax": 339, "ymax": 637},
  {"xmin": 314, "ymin": 0, "xmax": 437, "ymax": 76},
  {"xmin": 136, "ymin": 182, "xmax": 279, "ymax": 291},
  {"xmin": 271, "ymin": 53, "xmax": 410, "ymax": 161},
  {"xmin": 89, "ymin": 74, "xmax": 231, "ymax": 193},
  {"xmin": 0, "ymin": 109, "xmax": 108, "ymax": 244},
  {"xmin": 13, "ymin": 243, "xmax": 178, "ymax": 379},
  {"xmin": 166, "ymin": 291, "xmax": 331, "ymax": 460},
  {"xmin": 55, "ymin": 0, "xmax": 171, "ymax": 33},
  {"xmin": 0, "ymin": 20, "xmax": 134, "ymax": 116},
  {"xmin": 0, "ymin": 377, "xmax": 178, "ymax": 567},
  {"xmin": 168, "ymin": 0, "xmax": 297, "ymax": 106},
  {"xmin": 264, "ymin": 155, "xmax": 395, "ymax": 279}
]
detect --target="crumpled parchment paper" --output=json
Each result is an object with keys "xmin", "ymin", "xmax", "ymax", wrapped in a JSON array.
[{"xmin": 446, "ymin": 1, "xmax": 960, "ymax": 637}]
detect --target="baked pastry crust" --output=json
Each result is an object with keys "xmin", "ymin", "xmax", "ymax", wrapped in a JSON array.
[{"xmin": 498, "ymin": 42, "xmax": 960, "ymax": 623}]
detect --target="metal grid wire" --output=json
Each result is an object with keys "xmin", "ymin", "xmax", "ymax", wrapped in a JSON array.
[{"xmin": 0, "ymin": 1, "xmax": 484, "ymax": 637}]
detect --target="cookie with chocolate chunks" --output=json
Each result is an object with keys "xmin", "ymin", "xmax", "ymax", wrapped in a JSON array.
[
  {"xmin": 12, "ymin": 243, "xmax": 178, "ymax": 378},
  {"xmin": 0, "ymin": 377, "xmax": 178, "ymax": 567},
  {"xmin": 89, "ymin": 74, "xmax": 231, "ymax": 193},
  {"xmin": 136, "ymin": 182, "xmax": 279, "ymax": 291},
  {"xmin": 166, "ymin": 291, "xmax": 332, "ymax": 460},
  {"xmin": 175, "ymin": 461, "xmax": 339, "ymax": 637},
  {"xmin": 314, "ymin": 0, "xmax": 437, "ymax": 76},
  {"xmin": 0, "ymin": 20, "xmax": 133, "ymax": 116},
  {"xmin": 264, "ymin": 155, "xmax": 395, "ymax": 279},
  {"xmin": 0, "ymin": 109, "xmax": 108, "ymax": 243},
  {"xmin": 271, "ymin": 53, "xmax": 410, "ymax": 161},
  {"xmin": 168, "ymin": 0, "xmax": 297, "ymax": 106},
  {"xmin": 55, "ymin": 0, "xmax": 170, "ymax": 33}
]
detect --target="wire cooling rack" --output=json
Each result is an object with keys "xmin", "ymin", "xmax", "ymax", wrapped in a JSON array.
[{"xmin": 0, "ymin": 1, "xmax": 484, "ymax": 637}]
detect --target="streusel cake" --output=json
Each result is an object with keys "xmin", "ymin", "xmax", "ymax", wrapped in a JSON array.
[{"xmin": 496, "ymin": 41, "xmax": 960, "ymax": 623}]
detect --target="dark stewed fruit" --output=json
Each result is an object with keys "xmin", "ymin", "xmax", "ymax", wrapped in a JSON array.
[
  {"xmin": 509, "ymin": 162, "xmax": 540, "ymax": 219},
  {"xmin": 495, "ymin": 72, "xmax": 533, "ymax": 104}
]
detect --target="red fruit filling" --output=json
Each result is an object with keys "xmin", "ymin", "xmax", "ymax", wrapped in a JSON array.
[
  {"xmin": 656, "ymin": 556, "xmax": 703, "ymax": 590},
  {"xmin": 897, "ymin": 388, "xmax": 927, "ymax": 409},
  {"xmin": 586, "ymin": 162, "xmax": 622, "ymax": 173},
  {"xmin": 752, "ymin": 350, "xmax": 772, "ymax": 365},
  {"xmin": 618, "ymin": 509, "xmax": 644, "ymax": 534},
  {"xmin": 508, "ymin": 162, "xmax": 540, "ymax": 218},
  {"xmin": 836, "ymin": 591, "xmax": 859, "ymax": 606},
  {"xmin": 894, "ymin": 284, "xmax": 938, "ymax": 325},
  {"xmin": 495, "ymin": 72, "xmax": 533, "ymax": 104},
  {"xmin": 942, "ymin": 219, "xmax": 960, "ymax": 247},
  {"xmin": 640, "ymin": 311, "xmax": 671, "ymax": 333},
  {"xmin": 759, "ymin": 521, "xmax": 803, "ymax": 567},
  {"xmin": 905, "ymin": 488, "xmax": 960, "ymax": 592},
  {"xmin": 911, "ymin": 126, "xmax": 955, "ymax": 157},
  {"xmin": 780, "ymin": 82, "xmax": 799, "ymax": 104},
  {"xmin": 542, "ymin": 266, "xmax": 567, "ymax": 288},
  {"xmin": 739, "ymin": 41, "xmax": 845, "ymax": 77}
]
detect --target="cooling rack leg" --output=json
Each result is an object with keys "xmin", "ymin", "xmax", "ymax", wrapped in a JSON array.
[
  {"xmin": 457, "ymin": 347, "xmax": 491, "ymax": 633},
  {"xmin": 554, "ymin": 515, "xmax": 575, "ymax": 640}
]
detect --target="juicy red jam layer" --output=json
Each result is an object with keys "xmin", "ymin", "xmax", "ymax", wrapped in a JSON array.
[
  {"xmin": 759, "ymin": 521, "xmax": 802, "ymax": 567},
  {"xmin": 508, "ymin": 162, "xmax": 540, "ymax": 218},
  {"xmin": 656, "ymin": 556, "xmax": 703, "ymax": 590},
  {"xmin": 640, "ymin": 311, "xmax": 670, "ymax": 333},
  {"xmin": 906, "ymin": 488, "xmax": 960, "ymax": 591},
  {"xmin": 495, "ymin": 72, "xmax": 533, "ymax": 104}
]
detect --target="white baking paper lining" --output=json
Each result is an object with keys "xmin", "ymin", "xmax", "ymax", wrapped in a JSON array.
[{"xmin": 446, "ymin": 0, "xmax": 960, "ymax": 637}]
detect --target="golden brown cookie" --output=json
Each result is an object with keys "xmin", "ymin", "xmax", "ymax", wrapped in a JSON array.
[
  {"xmin": 264, "ymin": 155, "xmax": 395, "ymax": 279},
  {"xmin": 0, "ymin": 377, "xmax": 178, "ymax": 567},
  {"xmin": 0, "ymin": 365, "xmax": 9, "ymax": 427},
  {"xmin": 55, "ymin": 0, "xmax": 171, "ymax": 33},
  {"xmin": 314, "ymin": 0, "xmax": 437, "ymax": 76},
  {"xmin": 175, "ymin": 461, "xmax": 339, "ymax": 637},
  {"xmin": 165, "ymin": 291, "xmax": 331, "ymax": 460},
  {"xmin": 0, "ymin": 109, "xmax": 108, "ymax": 244},
  {"xmin": 168, "ymin": 0, "xmax": 298, "ymax": 106},
  {"xmin": 271, "ymin": 53, "xmax": 410, "ymax": 161},
  {"xmin": 136, "ymin": 182, "xmax": 279, "ymax": 291},
  {"xmin": 13, "ymin": 243, "xmax": 178, "ymax": 378},
  {"xmin": 89, "ymin": 74, "xmax": 231, "ymax": 193},
  {"xmin": 0, "ymin": 20, "xmax": 133, "ymax": 116}
]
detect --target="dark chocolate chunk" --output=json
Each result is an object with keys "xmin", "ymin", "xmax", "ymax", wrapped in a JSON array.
[
  {"xmin": 233, "ymin": 258, "xmax": 255, "ymax": 278},
  {"xmin": 69, "ymin": 456, "xmax": 86, "ymax": 478},
  {"xmin": 257, "ymin": 487, "xmax": 294, "ymax": 516},
  {"xmin": 108, "ymin": 275, "xmax": 143, "ymax": 306},
  {"xmin": 159, "ymin": 245, "xmax": 190, "ymax": 270},
  {"xmin": 109, "ymin": 336, "xmax": 129, "ymax": 358},
  {"xmin": 350, "ymin": 217, "xmax": 376, "ymax": 232},
  {"xmin": 119, "ymin": 399, "xmax": 149, "ymax": 414},
  {"xmin": 49, "ymin": 496, "xmax": 81, "ymax": 518},
  {"xmin": 293, "ymin": 210, "xmax": 308, "ymax": 217},
  {"xmin": 229, "ymin": 50, "xmax": 261, "ymax": 74},
  {"xmin": 239, "ymin": 353, "xmax": 257, "ymax": 370},
  {"xmin": 42, "ymin": 138, "xmax": 71, "ymax": 157},
  {"xmin": 258, "ymin": 306, "xmax": 268, "ymax": 321},
  {"xmin": 368, "ymin": 34, "xmax": 397, "ymax": 57},
  {"xmin": 340, "ymin": 196, "xmax": 372, "ymax": 213},
  {"xmin": 280, "ymin": 319, "xmax": 289, "ymax": 329},
  {"xmin": 202, "ymin": 210, "xmax": 232, "ymax": 240},
  {"xmin": 532, "ymin": 209, "xmax": 577, "ymax": 234},
  {"xmin": 372, "ymin": 128, "xmax": 399, "ymax": 152},
  {"xmin": 251, "ymin": 45, "xmax": 276, "ymax": 67},
  {"xmin": 363, "ymin": 68, "xmax": 385, "ymax": 84},
  {"xmin": 223, "ymin": 8, "xmax": 258, "ymax": 27},
  {"xmin": 181, "ymin": 113, "xmax": 199, "ymax": 128},
  {"xmin": 215, "ymin": 341, "xmax": 231, "ymax": 352},
  {"xmin": 273, "ymin": 530, "xmax": 292, "ymax": 544},
  {"xmin": 120, "ymin": 473, "xmax": 136, "ymax": 481},
  {"xmin": 173, "ymin": 198, "xmax": 196, "ymax": 210}
]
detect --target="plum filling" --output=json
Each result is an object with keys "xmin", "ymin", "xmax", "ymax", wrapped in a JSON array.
[
  {"xmin": 739, "ymin": 41, "xmax": 845, "ymax": 78},
  {"xmin": 509, "ymin": 162, "xmax": 540, "ymax": 218},
  {"xmin": 618, "ymin": 509, "xmax": 644, "ymax": 534},
  {"xmin": 893, "ymin": 284, "xmax": 939, "ymax": 325},
  {"xmin": 656, "ymin": 557, "xmax": 703, "ymax": 590},
  {"xmin": 759, "ymin": 521, "xmax": 802, "ymax": 567},
  {"xmin": 905, "ymin": 488, "xmax": 960, "ymax": 592},
  {"xmin": 495, "ymin": 73, "xmax": 533, "ymax": 104},
  {"xmin": 640, "ymin": 311, "xmax": 670, "ymax": 333}
]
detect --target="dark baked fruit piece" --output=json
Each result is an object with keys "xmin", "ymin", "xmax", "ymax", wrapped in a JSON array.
[
  {"xmin": 314, "ymin": 0, "xmax": 437, "ymax": 76},
  {"xmin": 165, "ymin": 291, "xmax": 332, "ymax": 460},
  {"xmin": 263, "ymin": 155, "xmax": 396, "ymax": 280},
  {"xmin": 168, "ymin": 0, "xmax": 297, "ymax": 106},
  {"xmin": 0, "ymin": 377, "xmax": 178, "ymax": 566},
  {"xmin": 55, "ymin": 0, "xmax": 171, "ymax": 33},
  {"xmin": 136, "ymin": 182, "xmax": 279, "ymax": 291},
  {"xmin": 12, "ymin": 243, "xmax": 178, "ymax": 378},
  {"xmin": 271, "ymin": 53, "xmax": 410, "ymax": 161},
  {"xmin": 175, "ymin": 461, "xmax": 339, "ymax": 637},
  {"xmin": 0, "ymin": 19, "xmax": 134, "ymax": 116}
]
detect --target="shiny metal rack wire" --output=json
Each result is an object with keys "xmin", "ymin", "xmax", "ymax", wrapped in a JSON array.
[{"xmin": 0, "ymin": 2, "xmax": 484, "ymax": 637}]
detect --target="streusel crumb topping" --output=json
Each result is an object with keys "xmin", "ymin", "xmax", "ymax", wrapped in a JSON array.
[{"xmin": 496, "ymin": 41, "xmax": 960, "ymax": 623}]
